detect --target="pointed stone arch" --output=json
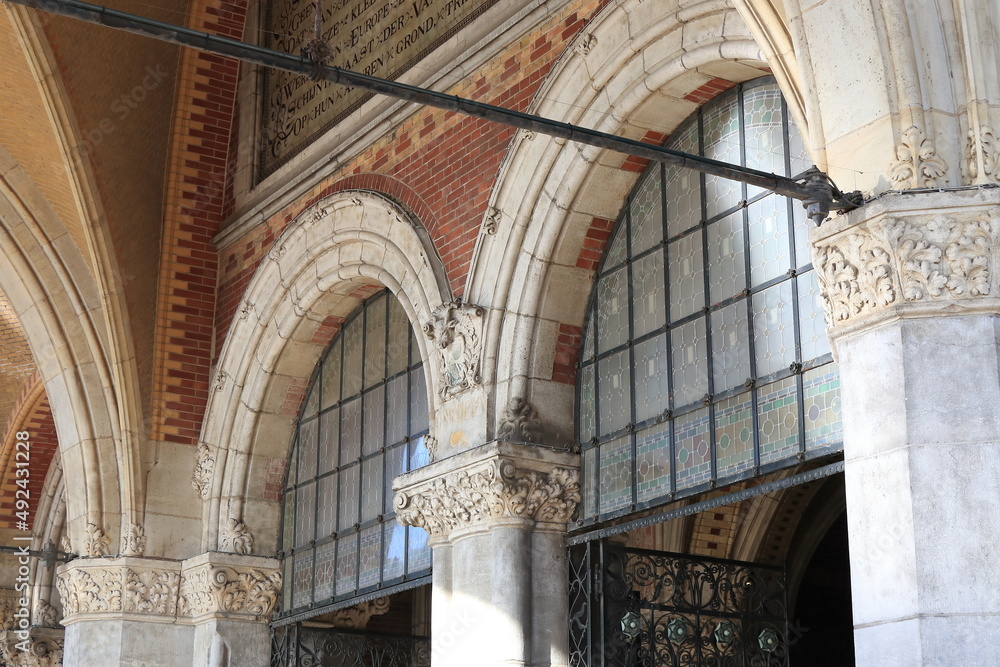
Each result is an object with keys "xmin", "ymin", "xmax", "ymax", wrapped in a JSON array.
[{"xmin": 199, "ymin": 191, "xmax": 450, "ymax": 553}]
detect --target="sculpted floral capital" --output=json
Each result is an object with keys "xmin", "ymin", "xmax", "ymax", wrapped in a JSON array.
[
  {"xmin": 393, "ymin": 443, "xmax": 580, "ymax": 539},
  {"xmin": 812, "ymin": 196, "xmax": 1000, "ymax": 339}
]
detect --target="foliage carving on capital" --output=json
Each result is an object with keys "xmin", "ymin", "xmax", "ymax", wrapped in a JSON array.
[
  {"xmin": 394, "ymin": 458, "xmax": 580, "ymax": 537},
  {"xmin": 178, "ymin": 565, "xmax": 281, "ymax": 621},
  {"xmin": 56, "ymin": 564, "xmax": 180, "ymax": 618},
  {"xmin": 967, "ymin": 125, "xmax": 999, "ymax": 184},
  {"xmin": 423, "ymin": 302, "xmax": 484, "ymax": 399},
  {"xmin": 815, "ymin": 209, "xmax": 998, "ymax": 327},
  {"xmin": 192, "ymin": 442, "xmax": 215, "ymax": 500},
  {"xmin": 82, "ymin": 523, "xmax": 110, "ymax": 557},
  {"xmin": 888, "ymin": 125, "xmax": 948, "ymax": 189},
  {"xmin": 220, "ymin": 518, "xmax": 254, "ymax": 555},
  {"xmin": 0, "ymin": 632, "xmax": 63, "ymax": 667}
]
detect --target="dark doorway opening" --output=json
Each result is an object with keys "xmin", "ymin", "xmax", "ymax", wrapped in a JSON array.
[{"xmin": 788, "ymin": 511, "xmax": 854, "ymax": 665}]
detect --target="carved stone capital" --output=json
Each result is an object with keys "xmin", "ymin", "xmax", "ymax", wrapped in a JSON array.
[
  {"xmin": 56, "ymin": 557, "xmax": 180, "ymax": 624},
  {"xmin": 423, "ymin": 301, "xmax": 484, "ymax": 399},
  {"xmin": 177, "ymin": 553, "xmax": 280, "ymax": 623},
  {"xmin": 56, "ymin": 554, "xmax": 280, "ymax": 627},
  {"xmin": 812, "ymin": 190, "xmax": 1000, "ymax": 343},
  {"xmin": 393, "ymin": 442, "xmax": 580, "ymax": 541},
  {"xmin": 0, "ymin": 627, "xmax": 63, "ymax": 667}
]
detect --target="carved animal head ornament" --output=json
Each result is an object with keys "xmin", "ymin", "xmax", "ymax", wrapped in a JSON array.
[{"xmin": 423, "ymin": 301, "xmax": 484, "ymax": 399}]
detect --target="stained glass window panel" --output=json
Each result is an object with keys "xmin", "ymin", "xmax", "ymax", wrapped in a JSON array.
[
  {"xmin": 715, "ymin": 393, "xmax": 754, "ymax": 479},
  {"xmin": 633, "ymin": 334, "xmax": 669, "ymax": 424},
  {"xmin": 407, "ymin": 527, "xmax": 431, "ymax": 573},
  {"xmin": 316, "ymin": 474, "xmax": 337, "ymax": 538},
  {"xmin": 707, "ymin": 212, "xmax": 745, "ymax": 303},
  {"xmin": 318, "ymin": 407, "xmax": 339, "ymax": 475},
  {"xmin": 382, "ymin": 519, "xmax": 405, "ymax": 581},
  {"xmin": 668, "ymin": 233, "xmax": 705, "ymax": 320},
  {"xmin": 359, "ymin": 526, "xmax": 381, "ymax": 589},
  {"xmin": 320, "ymin": 339, "xmax": 342, "ymax": 409},
  {"xmin": 579, "ymin": 364, "xmax": 596, "ymax": 443},
  {"xmin": 803, "ymin": 365, "xmax": 843, "ymax": 449},
  {"xmin": 797, "ymin": 271, "xmax": 831, "ymax": 361},
  {"xmin": 630, "ymin": 169, "xmax": 664, "ymax": 254},
  {"xmin": 364, "ymin": 300, "xmax": 387, "ymax": 388},
  {"xmin": 757, "ymin": 377, "xmax": 799, "ymax": 464},
  {"xmin": 711, "ymin": 304, "xmax": 750, "ymax": 394},
  {"xmin": 632, "ymin": 252, "xmax": 666, "ymax": 338},
  {"xmin": 597, "ymin": 268, "xmax": 629, "ymax": 353},
  {"xmin": 336, "ymin": 536, "xmax": 359, "ymax": 595},
  {"xmin": 635, "ymin": 421, "xmax": 671, "ymax": 503},
  {"xmin": 748, "ymin": 196, "xmax": 791, "ymax": 288},
  {"xmin": 675, "ymin": 408, "xmax": 711, "ymax": 491},
  {"xmin": 598, "ymin": 351, "xmax": 632, "ymax": 435},
  {"xmin": 752, "ymin": 282, "xmax": 796, "ymax": 377},
  {"xmin": 362, "ymin": 386, "xmax": 385, "ymax": 455},
  {"xmin": 598, "ymin": 436, "xmax": 632, "ymax": 515},
  {"xmin": 313, "ymin": 541, "xmax": 336, "ymax": 601},
  {"xmin": 671, "ymin": 319, "xmax": 708, "ymax": 408}
]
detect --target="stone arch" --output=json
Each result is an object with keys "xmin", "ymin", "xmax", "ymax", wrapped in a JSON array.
[
  {"xmin": 468, "ymin": 0, "xmax": 776, "ymax": 445},
  {"xmin": 0, "ymin": 151, "xmax": 125, "ymax": 553},
  {"xmin": 199, "ymin": 191, "xmax": 450, "ymax": 553}
]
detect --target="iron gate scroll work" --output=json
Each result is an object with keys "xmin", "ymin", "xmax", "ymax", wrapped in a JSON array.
[
  {"xmin": 270, "ymin": 625, "xmax": 430, "ymax": 667},
  {"xmin": 569, "ymin": 542, "xmax": 789, "ymax": 667}
]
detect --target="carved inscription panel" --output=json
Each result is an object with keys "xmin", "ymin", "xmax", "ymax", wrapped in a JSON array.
[{"xmin": 262, "ymin": 0, "xmax": 499, "ymax": 175}]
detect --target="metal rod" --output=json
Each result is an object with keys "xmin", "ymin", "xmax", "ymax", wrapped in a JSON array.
[
  {"xmin": 9, "ymin": 0, "xmax": 851, "ymax": 209},
  {"xmin": 566, "ymin": 460, "xmax": 844, "ymax": 545}
]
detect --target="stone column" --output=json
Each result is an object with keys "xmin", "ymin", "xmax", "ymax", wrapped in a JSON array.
[
  {"xmin": 393, "ymin": 441, "xmax": 579, "ymax": 667},
  {"xmin": 56, "ymin": 553, "xmax": 280, "ymax": 666},
  {"xmin": 812, "ymin": 189, "xmax": 1000, "ymax": 666}
]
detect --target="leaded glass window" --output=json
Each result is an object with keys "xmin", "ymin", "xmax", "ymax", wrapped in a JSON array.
[
  {"xmin": 276, "ymin": 291, "xmax": 432, "ymax": 620},
  {"xmin": 577, "ymin": 79, "xmax": 843, "ymax": 523}
]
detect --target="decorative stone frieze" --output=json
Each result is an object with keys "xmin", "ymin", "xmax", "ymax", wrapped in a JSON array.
[
  {"xmin": 192, "ymin": 442, "xmax": 215, "ymax": 500},
  {"xmin": 177, "ymin": 553, "xmax": 280, "ymax": 623},
  {"xmin": 328, "ymin": 597, "xmax": 391, "ymax": 629},
  {"xmin": 56, "ymin": 558, "xmax": 180, "ymax": 622},
  {"xmin": 888, "ymin": 125, "xmax": 948, "ymax": 189},
  {"xmin": 423, "ymin": 301, "xmax": 484, "ymax": 399},
  {"xmin": 812, "ymin": 191, "xmax": 1000, "ymax": 341},
  {"xmin": 393, "ymin": 441, "xmax": 580, "ymax": 540},
  {"xmin": 497, "ymin": 397, "xmax": 542, "ymax": 444},
  {"xmin": 219, "ymin": 518, "xmax": 254, "ymax": 555},
  {"xmin": 55, "ymin": 554, "xmax": 280, "ymax": 626}
]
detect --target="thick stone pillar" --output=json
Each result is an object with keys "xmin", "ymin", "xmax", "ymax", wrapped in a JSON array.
[
  {"xmin": 393, "ymin": 441, "xmax": 579, "ymax": 667},
  {"xmin": 813, "ymin": 189, "xmax": 1000, "ymax": 665},
  {"xmin": 56, "ymin": 553, "xmax": 280, "ymax": 666}
]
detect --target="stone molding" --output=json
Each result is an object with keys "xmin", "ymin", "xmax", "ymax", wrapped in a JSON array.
[
  {"xmin": 55, "ymin": 554, "xmax": 280, "ymax": 626},
  {"xmin": 423, "ymin": 301, "xmax": 484, "ymax": 399},
  {"xmin": 812, "ymin": 191, "xmax": 1000, "ymax": 342},
  {"xmin": 393, "ymin": 441, "xmax": 580, "ymax": 541}
]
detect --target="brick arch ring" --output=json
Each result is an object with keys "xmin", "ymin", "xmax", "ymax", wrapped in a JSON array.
[{"xmin": 197, "ymin": 190, "xmax": 451, "ymax": 553}]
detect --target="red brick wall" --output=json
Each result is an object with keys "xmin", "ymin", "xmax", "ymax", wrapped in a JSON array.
[{"xmin": 0, "ymin": 394, "xmax": 58, "ymax": 530}]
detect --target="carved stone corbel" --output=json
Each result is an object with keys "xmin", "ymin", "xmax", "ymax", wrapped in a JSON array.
[
  {"xmin": 220, "ymin": 518, "xmax": 254, "ymax": 555},
  {"xmin": 423, "ymin": 302, "xmax": 484, "ymax": 399},
  {"xmin": 888, "ymin": 125, "xmax": 948, "ymax": 189},
  {"xmin": 82, "ymin": 524, "xmax": 110, "ymax": 557},
  {"xmin": 497, "ymin": 397, "xmax": 542, "ymax": 443},
  {"xmin": 327, "ymin": 597, "xmax": 391, "ymax": 629},
  {"xmin": 192, "ymin": 442, "xmax": 215, "ymax": 500},
  {"xmin": 120, "ymin": 522, "xmax": 147, "ymax": 557}
]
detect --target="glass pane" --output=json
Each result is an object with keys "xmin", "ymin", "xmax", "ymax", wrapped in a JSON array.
[
  {"xmin": 598, "ymin": 436, "xmax": 632, "ymax": 515},
  {"xmin": 703, "ymin": 96, "xmax": 741, "ymax": 218},
  {"xmin": 362, "ymin": 386, "xmax": 385, "ymax": 455},
  {"xmin": 361, "ymin": 454, "xmax": 383, "ymax": 521},
  {"xmin": 301, "ymin": 382, "xmax": 319, "ymax": 419},
  {"xmin": 579, "ymin": 364, "xmax": 596, "ymax": 443},
  {"xmin": 668, "ymin": 233, "xmax": 705, "ymax": 320},
  {"xmin": 316, "ymin": 474, "xmax": 337, "ymax": 539},
  {"xmin": 598, "ymin": 350, "xmax": 632, "ymax": 435},
  {"xmin": 298, "ymin": 417, "xmax": 318, "ymax": 482},
  {"xmin": 631, "ymin": 252, "xmax": 666, "ymax": 338},
  {"xmin": 410, "ymin": 327, "xmax": 420, "ymax": 366},
  {"xmin": 596, "ymin": 268, "xmax": 629, "ymax": 353},
  {"xmin": 320, "ymin": 339, "xmax": 342, "ymax": 409},
  {"xmin": 798, "ymin": 270, "xmax": 831, "ymax": 361},
  {"xmin": 313, "ymin": 541, "xmax": 336, "ymax": 601},
  {"xmin": 338, "ymin": 463, "xmax": 359, "ymax": 531},
  {"xmin": 744, "ymin": 85, "xmax": 785, "ymax": 193},
  {"xmin": 385, "ymin": 376, "xmax": 407, "ymax": 445},
  {"xmin": 336, "ymin": 536, "xmax": 359, "ymax": 595},
  {"xmin": 603, "ymin": 224, "xmax": 628, "ymax": 268},
  {"xmin": 582, "ymin": 447, "xmax": 598, "ymax": 519},
  {"xmin": 382, "ymin": 519, "xmax": 405, "ymax": 581},
  {"xmin": 748, "ymin": 196, "xmax": 791, "ymax": 287},
  {"xmin": 582, "ymin": 315, "xmax": 595, "ymax": 361},
  {"xmin": 387, "ymin": 297, "xmax": 410, "ymax": 375},
  {"xmin": 788, "ymin": 110, "xmax": 810, "ymax": 176},
  {"xmin": 752, "ymin": 281, "xmax": 796, "ymax": 377},
  {"xmin": 665, "ymin": 122, "xmax": 701, "ymax": 237},
  {"xmin": 407, "ymin": 526, "xmax": 431, "ymax": 573},
  {"xmin": 409, "ymin": 434, "xmax": 431, "ymax": 471},
  {"xmin": 342, "ymin": 318, "xmax": 363, "ymax": 398},
  {"xmin": 630, "ymin": 169, "xmax": 663, "ymax": 254},
  {"xmin": 318, "ymin": 407, "xmax": 339, "ymax": 475},
  {"xmin": 674, "ymin": 408, "xmax": 711, "ymax": 491},
  {"xmin": 707, "ymin": 212, "xmax": 745, "ymax": 303},
  {"xmin": 671, "ymin": 318, "xmax": 708, "ymax": 408},
  {"xmin": 633, "ymin": 334, "xmax": 668, "ymax": 423},
  {"xmin": 715, "ymin": 392, "xmax": 754, "ymax": 479},
  {"xmin": 711, "ymin": 303, "xmax": 750, "ymax": 394},
  {"xmin": 282, "ymin": 490, "xmax": 295, "ymax": 550},
  {"xmin": 364, "ymin": 296, "xmax": 387, "ymax": 388},
  {"xmin": 282, "ymin": 558, "xmax": 293, "ymax": 610},
  {"xmin": 384, "ymin": 445, "xmax": 405, "ymax": 512},
  {"xmin": 286, "ymin": 438, "xmax": 299, "ymax": 487},
  {"xmin": 635, "ymin": 421, "xmax": 671, "ymax": 503},
  {"xmin": 359, "ymin": 525, "xmax": 381, "ymax": 589},
  {"xmin": 793, "ymin": 197, "xmax": 811, "ymax": 270},
  {"xmin": 340, "ymin": 397, "xmax": 361, "ymax": 462},
  {"xmin": 294, "ymin": 482, "xmax": 315, "ymax": 548},
  {"xmin": 292, "ymin": 551, "xmax": 314, "ymax": 609},
  {"xmin": 757, "ymin": 376, "xmax": 799, "ymax": 464},
  {"xmin": 803, "ymin": 364, "xmax": 843, "ymax": 450},
  {"xmin": 410, "ymin": 368, "xmax": 429, "ymax": 435}
]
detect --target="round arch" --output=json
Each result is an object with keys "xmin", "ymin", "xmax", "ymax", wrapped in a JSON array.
[
  {"xmin": 469, "ymin": 0, "xmax": 783, "ymax": 443},
  {"xmin": 199, "ymin": 191, "xmax": 450, "ymax": 553}
]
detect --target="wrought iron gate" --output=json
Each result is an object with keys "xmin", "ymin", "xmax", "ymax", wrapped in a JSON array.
[
  {"xmin": 270, "ymin": 624, "xmax": 430, "ymax": 667},
  {"xmin": 569, "ymin": 542, "xmax": 789, "ymax": 667}
]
